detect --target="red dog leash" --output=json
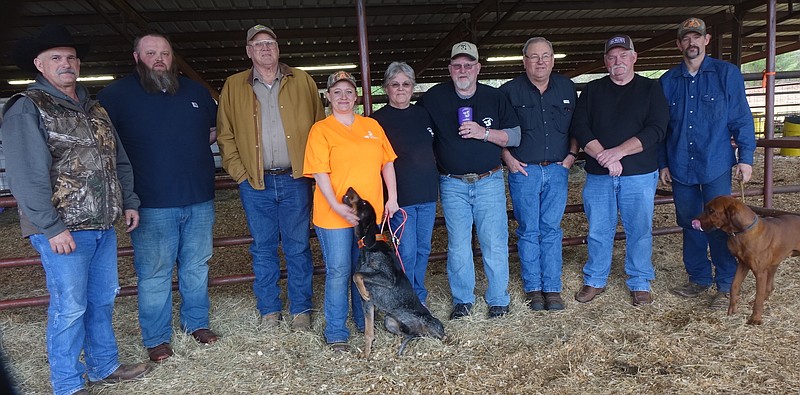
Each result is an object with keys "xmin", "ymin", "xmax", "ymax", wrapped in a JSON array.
[{"xmin": 380, "ymin": 208, "xmax": 408, "ymax": 273}]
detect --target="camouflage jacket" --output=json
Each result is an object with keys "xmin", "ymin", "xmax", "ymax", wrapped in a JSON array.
[{"xmin": 1, "ymin": 76, "xmax": 139, "ymax": 238}]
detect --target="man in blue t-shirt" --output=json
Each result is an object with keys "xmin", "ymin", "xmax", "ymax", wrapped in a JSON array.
[
  {"xmin": 98, "ymin": 33, "xmax": 219, "ymax": 363},
  {"xmin": 418, "ymin": 41, "xmax": 521, "ymax": 320},
  {"xmin": 659, "ymin": 18, "xmax": 756, "ymax": 310}
]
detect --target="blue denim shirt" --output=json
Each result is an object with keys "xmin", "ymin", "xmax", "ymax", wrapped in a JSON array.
[{"xmin": 659, "ymin": 56, "xmax": 755, "ymax": 185}]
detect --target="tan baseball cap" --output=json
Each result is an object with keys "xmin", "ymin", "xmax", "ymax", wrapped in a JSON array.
[
  {"xmin": 451, "ymin": 41, "xmax": 479, "ymax": 61},
  {"xmin": 246, "ymin": 24, "xmax": 277, "ymax": 42}
]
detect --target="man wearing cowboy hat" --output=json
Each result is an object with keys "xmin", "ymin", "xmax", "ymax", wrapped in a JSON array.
[{"xmin": 1, "ymin": 24, "xmax": 150, "ymax": 395}]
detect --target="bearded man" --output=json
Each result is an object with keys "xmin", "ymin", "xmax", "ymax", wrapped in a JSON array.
[
  {"xmin": 97, "ymin": 33, "xmax": 220, "ymax": 363},
  {"xmin": 417, "ymin": 41, "xmax": 520, "ymax": 320}
]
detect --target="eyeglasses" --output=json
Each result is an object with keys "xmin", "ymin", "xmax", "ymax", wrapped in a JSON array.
[
  {"xmin": 248, "ymin": 40, "xmax": 278, "ymax": 49},
  {"xmin": 388, "ymin": 81, "xmax": 413, "ymax": 89},
  {"xmin": 524, "ymin": 53, "xmax": 552, "ymax": 63},
  {"xmin": 450, "ymin": 62, "xmax": 478, "ymax": 71}
]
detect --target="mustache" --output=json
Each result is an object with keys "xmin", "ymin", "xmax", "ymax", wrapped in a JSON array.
[{"xmin": 57, "ymin": 69, "xmax": 76, "ymax": 75}]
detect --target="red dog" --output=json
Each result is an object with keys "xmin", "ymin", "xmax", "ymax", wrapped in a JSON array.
[{"xmin": 692, "ymin": 195, "xmax": 800, "ymax": 325}]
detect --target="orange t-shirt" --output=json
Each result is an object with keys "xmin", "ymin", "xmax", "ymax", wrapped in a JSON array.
[{"xmin": 303, "ymin": 114, "xmax": 397, "ymax": 229}]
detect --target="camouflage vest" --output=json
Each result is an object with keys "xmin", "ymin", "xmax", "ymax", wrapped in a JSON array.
[{"xmin": 18, "ymin": 90, "xmax": 123, "ymax": 231}]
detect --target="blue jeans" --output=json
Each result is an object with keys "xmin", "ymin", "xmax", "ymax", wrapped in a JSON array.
[
  {"xmin": 391, "ymin": 201, "xmax": 436, "ymax": 304},
  {"xmin": 315, "ymin": 226, "xmax": 363, "ymax": 343},
  {"xmin": 239, "ymin": 176, "xmax": 313, "ymax": 316},
  {"xmin": 581, "ymin": 171, "xmax": 658, "ymax": 291},
  {"xmin": 439, "ymin": 171, "xmax": 510, "ymax": 307},
  {"xmin": 672, "ymin": 170, "xmax": 736, "ymax": 292},
  {"xmin": 31, "ymin": 230, "xmax": 122, "ymax": 395},
  {"xmin": 508, "ymin": 164, "xmax": 569, "ymax": 293},
  {"xmin": 130, "ymin": 200, "xmax": 214, "ymax": 348}
]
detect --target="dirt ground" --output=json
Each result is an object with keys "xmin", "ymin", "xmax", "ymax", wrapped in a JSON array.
[{"xmin": 1, "ymin": 150, "xmax": 800, "ymax": 394}]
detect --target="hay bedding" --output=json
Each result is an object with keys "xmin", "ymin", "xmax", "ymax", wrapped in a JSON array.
[{"xmin": 2, "ymin": 150, "xmax": 800, "ymax": 394}]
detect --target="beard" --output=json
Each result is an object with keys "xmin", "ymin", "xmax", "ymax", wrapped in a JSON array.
[
  {"xmin": 136, "ymin": 59, "xmax": 179, "ymax": 94},
  {"xmin": 454, "ymin": 78, "xmax": 473, "ymax": 91}
]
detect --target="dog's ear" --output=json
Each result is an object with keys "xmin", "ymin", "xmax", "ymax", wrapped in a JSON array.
[{"xmin": 723, "ymin": 199, "xmax": 747, "ymax": 232}]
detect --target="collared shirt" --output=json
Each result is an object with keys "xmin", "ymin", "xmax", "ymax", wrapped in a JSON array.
[
  {"xmin": 659, "ymin": 56, "xmax": 756, "ymax": 185},
  {"xmin": 253, "ymin": 68, "xmax": 291, "ymax": 169},
  {"xmin": 500, "ymin": 73, "xmax": 576, "ymax": 163}
]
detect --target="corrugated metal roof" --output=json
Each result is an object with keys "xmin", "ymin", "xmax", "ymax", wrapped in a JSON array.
[{"xmin": 1, "ymin": 1, "xmax": 797, "ymax": 97}]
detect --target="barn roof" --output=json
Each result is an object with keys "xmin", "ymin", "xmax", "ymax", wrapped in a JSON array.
[{"xmin": 1, "ymin": 1, "xmax": 797, "ymax": 98}]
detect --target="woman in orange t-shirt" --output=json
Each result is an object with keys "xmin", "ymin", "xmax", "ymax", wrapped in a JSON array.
[{"xmin": 303, "ymin": 70, "xmax": 398, "ymax": 350}]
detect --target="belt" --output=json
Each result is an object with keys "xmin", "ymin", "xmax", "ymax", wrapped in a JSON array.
[
  {"xmin": 537, "ymin": 161, "xmax": 553, "ymax": 166},
  {"xmin": 265, "ymin": 167, "xmax": 292, "ymax": 175},
  {"xmin": 444, "ymin": 165, "xmax": 503, "ymax": 183}
]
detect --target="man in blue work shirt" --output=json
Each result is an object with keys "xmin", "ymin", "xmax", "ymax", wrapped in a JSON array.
[
  {"xmin": 659, "ymin": 17, "xmax": 756, "ymax": 310},
  {"xmin": 499, "ymin": 37, "xmax": 577, "ymax": 311}
]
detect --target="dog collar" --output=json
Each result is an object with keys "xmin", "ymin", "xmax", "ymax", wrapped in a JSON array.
[
  {"xmin": 730, "ymin": 215, "xmax": 759, "ymax": 237},
  {"xmin": 358, "ymin": 234, "xmax": 386, "ymax": 248}
]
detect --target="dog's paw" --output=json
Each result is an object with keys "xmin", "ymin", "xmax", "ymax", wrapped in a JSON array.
[{"xmin": 747, "ymin": 316, "xmax": 763, "ymax": 325}]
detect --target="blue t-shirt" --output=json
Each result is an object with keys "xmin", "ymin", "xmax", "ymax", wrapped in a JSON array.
[
  {"xmin": 371, "ymin": 104, "xmax": 438, "ymax": 207},
  {"xmin": 98, "ymin": 74, "xmax": 217, "ymax": 208}
]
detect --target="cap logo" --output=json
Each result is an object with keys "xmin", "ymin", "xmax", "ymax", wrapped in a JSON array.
[
  {"xmin": 683, "ymin": 19, "xmax": 702, "ymax": 29},
  {"xmin": 608, "ymin": 37, "xmax": 626, "ymax": 45},
  {"xmin": 253, "ymin": 24, "xmax": 267, "ymax": 30},
  {"xmin": 457, "ymin": 43, "xmax": 471, "ymax": 51}
]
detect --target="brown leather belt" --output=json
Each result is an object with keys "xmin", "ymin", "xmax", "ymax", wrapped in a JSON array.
[
  {"xmin": 444, "ymin": 165, "xmax": 503, "ymax": 183},
  {"xmin": 537, "ymin": 161, "xmax": 553, "ymax": 166},
  {"xmin": 265, "ymin": 167, "xmax": 292, "ymax": 175}
]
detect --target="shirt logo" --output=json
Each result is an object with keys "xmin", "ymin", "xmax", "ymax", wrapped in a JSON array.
[
  {"xmin": 427, "ymin": 127, "xmax": 434, "ymax": 137},
  {"xmin": 363, "ymin": 130, "xmax": 379, "ymax": 139},
  {"xmin": 481, "ymin": 117, "xmax": 494, "ymax": 128},
  {"xmin": 191, "ymin": 102, "xmax": 199, "ymax": 108}
]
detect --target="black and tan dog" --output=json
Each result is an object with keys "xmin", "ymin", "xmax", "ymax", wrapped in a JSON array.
[
  {"xmin": 693, "ymin": 195, "xmax": 800, "ymax": 325},
  {"xmin": 342, "ymin": 187, "xmax": 446, "ymax": 358}
]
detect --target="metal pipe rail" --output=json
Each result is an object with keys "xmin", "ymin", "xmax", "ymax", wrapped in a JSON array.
[{"xmin": 3, "ymin": 185, "xmax": 800, "ymax": 310}]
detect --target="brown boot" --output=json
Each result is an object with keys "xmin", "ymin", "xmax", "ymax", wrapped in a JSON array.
[
  {"xmin": 92, "ymin": 363, "xmax": 151, "ymax": 384},
  {"xmin": 574, "ymin": 285, "xmax": 605, "ymax": 303}
]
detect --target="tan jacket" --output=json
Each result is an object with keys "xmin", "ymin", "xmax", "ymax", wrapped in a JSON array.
[{"xmin": 216, "ymin": 64, "xmax": 325, "ymax": 189}]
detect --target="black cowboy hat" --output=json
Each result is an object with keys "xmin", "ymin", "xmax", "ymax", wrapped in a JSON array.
[{"xmin": 12, "ymin": 24, "xmax": 90, "ymax": 73}]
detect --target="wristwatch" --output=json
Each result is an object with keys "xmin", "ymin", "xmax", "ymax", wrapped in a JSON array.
[
  {"xmin": 567, "ymin": 151, "xmax": 578, "ymax": 158},
  {"xmin": 482, "ymin": 127, "xmax": 490, "ymax": 142}
]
